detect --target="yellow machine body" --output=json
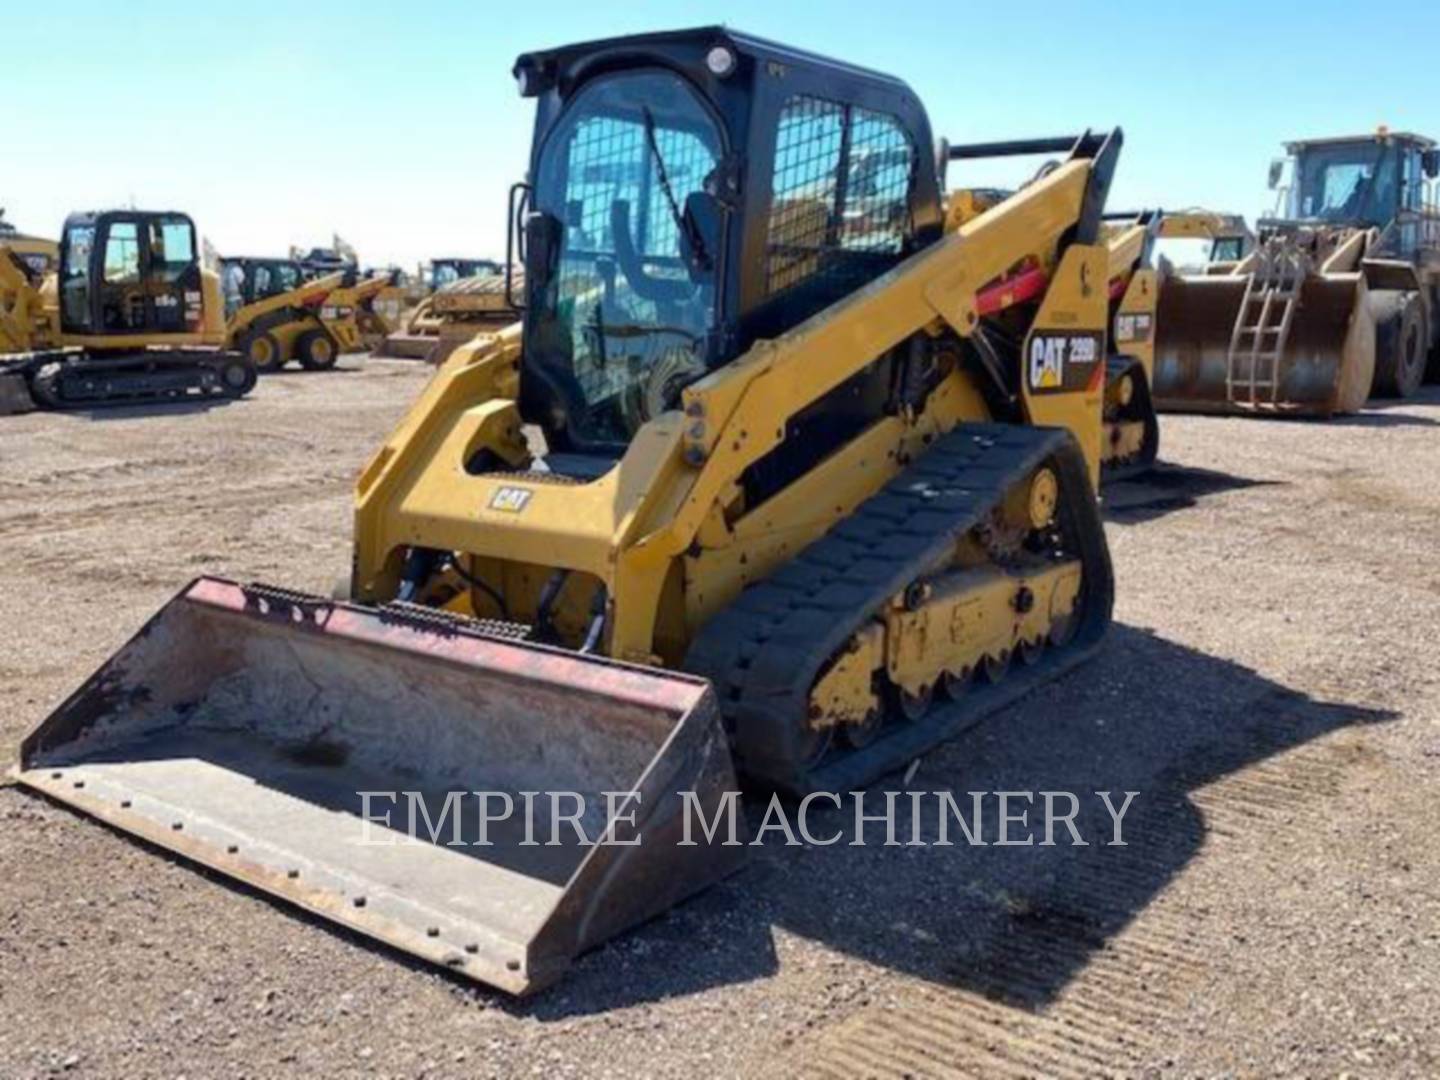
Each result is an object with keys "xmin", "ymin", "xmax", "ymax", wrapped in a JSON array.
[
  {"xmin": 16, "ymin": 32, "xmax": 1123, "ymax": 994},
  {"xmin": 225, "ymin": 270, "xmax": 345, "ymax": 371}
]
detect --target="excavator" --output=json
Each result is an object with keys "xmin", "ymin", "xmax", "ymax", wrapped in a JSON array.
[
  {"xmin": 1, "ymin": 210, "xmax": 256, "ymax": 412},
  {"xmin": 17, "ymin": 29, "xmax": 1126, "ymax": 994},
  {"xmin": 1154, "ymin": 129, "xmax": 1440, "ymax": 414}
]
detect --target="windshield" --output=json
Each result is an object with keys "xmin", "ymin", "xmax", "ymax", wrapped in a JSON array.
[
  {"xmin": 530, "ymin": 69, "xmax": 723, "ymax": 449},
  {"xmin": 1290, "ymin": 143, "xmax": 1401, "ymax": 226}
]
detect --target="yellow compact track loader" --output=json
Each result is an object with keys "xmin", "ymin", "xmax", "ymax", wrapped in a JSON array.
[
  {"xmin": 221, "ymin": 257, "xmax": 347, "ymax": 371},
  {"xmin": 376, "ymin": 260, "xmax": 517, "ymax": 362},
  {"xmin": 17, "ymin": 29, "xmax": 1126, "ymax": 994},
  {"xmin": 937, "ymin": 157, "xmax": 1161, "ymax": 479},
  {"xmin": 1, "ymin": 210, "xmax": 256, "ymax": 413},
  {"xmin": 1154, "ymin": 130, "xmax": 1440, "ymax": 414}
]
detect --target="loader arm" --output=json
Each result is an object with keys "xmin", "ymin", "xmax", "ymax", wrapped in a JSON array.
[{"xmin": 353, "ymin": 154, "xmax": 1108, "ymax": 662}]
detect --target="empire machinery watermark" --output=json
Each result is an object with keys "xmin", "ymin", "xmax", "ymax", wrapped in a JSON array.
[{"xmin": 355, "ymin": 789, "xmax": 1139, "ymax": 849}]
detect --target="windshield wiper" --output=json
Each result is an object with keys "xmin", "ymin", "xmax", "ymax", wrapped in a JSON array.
[{"xmin": 641, "ymin": 107, "xmax": 709, "ymax": 271}]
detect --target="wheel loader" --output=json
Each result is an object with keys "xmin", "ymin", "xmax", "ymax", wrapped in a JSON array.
[
  {"xmin": 1154, "ymin": 129, "xmax": 1440, "ymax": 414},
  {"xmin": 1, "ymin": 210, "xmax": 256, "ymax": 413},
  {"xmin": 16, "ymin": 29, "xmax": 1125, "ymax": 994},
  {"xmin": 220, "ymin": 256, "xmax": 349, "ymax": 371}
]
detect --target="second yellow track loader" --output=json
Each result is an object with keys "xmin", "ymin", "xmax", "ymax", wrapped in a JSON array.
[{"xmin": 17, "ymin": 28, "xmax": 1126, "ymax": 994}]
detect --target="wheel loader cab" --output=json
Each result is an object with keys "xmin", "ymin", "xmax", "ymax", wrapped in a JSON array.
[
  {"xmin": 512, "ymin": 28, "xmax": 943, "ymax": 456},
  {"xmin": 59, "ymin": 211, "xmax": 205, "ymax": 338},
  {"xmin": 1278, "ymin": 133, "xmax": 1439, "ymax": 238}
]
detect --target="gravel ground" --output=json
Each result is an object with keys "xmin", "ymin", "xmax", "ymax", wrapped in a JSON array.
[{"xmin": 1, "ymin": 361, "xmax": 1437, "ymax": 1078}]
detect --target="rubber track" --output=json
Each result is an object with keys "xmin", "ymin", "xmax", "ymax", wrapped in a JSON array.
[
  {"xmin": 685, "ymin": 422, "xmax": 1114, "ymax": 794},
  {"xmin": 24, "ymin": 349, "xmax": 252, "ymax": 409},
  {"xmin": 1101, "ymin": 356, "xmax": 1160, "ymax": 484}
]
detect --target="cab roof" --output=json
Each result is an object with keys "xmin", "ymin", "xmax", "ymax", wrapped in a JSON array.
[
  {"xmin": 1285, "ymin": 131, "xmax": 1435, "ymax": 152},
  {"xmin": 514, "ymin": 25, "xmax": 913, "ymax": 98}
]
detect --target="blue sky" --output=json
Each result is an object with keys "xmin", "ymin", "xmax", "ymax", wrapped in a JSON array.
[{"xmin": 9, "ymin": 0, "xmax": 1440, "ymax": 268}]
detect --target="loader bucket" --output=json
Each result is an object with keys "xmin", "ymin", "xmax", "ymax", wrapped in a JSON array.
[
  {"xmin": 373, "ymin": 331, "xmax": 438, "ymax": 360},
  {"xmin": 13, "ymin": 577, "xmax": 746, "ymax": 995},
  {"xmin": 1153, "ymin": 272, "xmax": 1375, "ymax": 416}
]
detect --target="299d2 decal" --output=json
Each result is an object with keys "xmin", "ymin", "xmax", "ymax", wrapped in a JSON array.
[{"xmin": 1027, "ymin": 331, "xmax": 1104, "ymax": 394}]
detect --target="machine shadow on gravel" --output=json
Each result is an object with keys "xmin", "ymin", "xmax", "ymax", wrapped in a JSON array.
[
  {"xmin": 64, "ymin": 399, "xmax": 245, "ymax": 422},
  {"xmin": 1103, "ymin": 464, "xmax": 1283, "ymax": 524},
  {"xmin": 526, "ymin": 623, "xmax": 1394, "ymax": 1017}
]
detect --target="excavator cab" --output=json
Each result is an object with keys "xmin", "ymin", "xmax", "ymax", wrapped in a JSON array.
[
  {"xmin": 510, "ymin": 28, "xmax": 943, "ymax": 455},
  {"xmin": 59, "ymin": 211, "xmax": 206, "ymax": 339}
]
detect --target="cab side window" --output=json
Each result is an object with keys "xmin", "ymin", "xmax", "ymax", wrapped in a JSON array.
[{"xmin": 764, "ymin": 95, "xmax": 915, "ymax": 300}]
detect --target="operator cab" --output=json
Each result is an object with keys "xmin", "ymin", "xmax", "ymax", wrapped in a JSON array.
[
  {"xmin": 59, "ymin": 211, "xmax": 204, "ymax": 338},
  {"xmin": 1273, "ymin": 131, "xmax": 1440, "ymax": 234},
  {"xmin": 219, "ymin": 257, "xmax": 307, "ymax": 318},
  {"xmin": 510, "ymin": 27, "xmax": 944, "ymax": 456},
  {"xmin": 430, "ymin": 258, "xmax": 503, "ymax": 289}
]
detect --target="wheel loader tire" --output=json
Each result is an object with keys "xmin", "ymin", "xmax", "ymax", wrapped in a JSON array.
[
  {"xmin": 217, "ymin": 355, "xmax": 258, "ymax": 398},
  {"xmin": 241, "ymin": 330, "xmax": 285, "ymax": 373},
  {"xmin": 1371, "ymin": 291, "xmax": 1427, "ymax": 399}
]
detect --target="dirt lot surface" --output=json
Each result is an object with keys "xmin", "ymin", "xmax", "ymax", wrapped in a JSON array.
[{"xmin": 1, "ymin": 360, "xmax": 1437, "ymax": 1078}]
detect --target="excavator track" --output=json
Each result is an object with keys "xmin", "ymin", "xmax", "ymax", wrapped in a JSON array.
[
  {"xmin": 1101, "ymin": 356, "xmax": 1160, "ymax": 483},
  {"xmin": 686, "ymin": 423, "xmax": 1114, "ymax": 795},
  {"xmin": 21, "ymin": 348, "xmax": 257, "ymax": 408}
]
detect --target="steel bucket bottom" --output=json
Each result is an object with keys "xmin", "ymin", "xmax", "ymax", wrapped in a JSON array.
[
  {"xmin": 14, "ymin": 577, "xmax": 745, "ymax": 995},
  {"xmin": 1152, "ymin": 273, "xmax": 1375, "ymax": 416}
]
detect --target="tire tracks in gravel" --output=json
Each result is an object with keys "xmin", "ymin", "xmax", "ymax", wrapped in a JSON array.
[{"xmin": 778, "ymin": 735, "xmax": 1371, "ymax": 1078}]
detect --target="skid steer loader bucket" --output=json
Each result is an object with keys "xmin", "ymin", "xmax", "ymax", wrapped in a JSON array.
[
  {"xmin": 13, "ymin": 577, "xmax": 746, "ymax": 995},
  {"xmin": 1153, "ymin": 272, "xmax": 1374, "ymax": 415}
]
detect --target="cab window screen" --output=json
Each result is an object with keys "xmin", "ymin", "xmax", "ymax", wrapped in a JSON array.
[
  {"xmin": 103, "ymin": 223, "xmax": 141, "ymax": 284},
  {"xmin": 149, "ymin": 219, "xmax": 195, "ymax": 284},
  {"xmin": 765, "ymin": 96, "xmax": 915, "ymax": 298},
  {"xmin": 61, "ymin": 225, "xmax": 97, "ymax": 330}
]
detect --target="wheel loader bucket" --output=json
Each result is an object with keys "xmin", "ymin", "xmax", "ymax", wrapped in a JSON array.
[
  {"xmin": 13, "ymin": 577, "xmax": 746, "ymax": 995},
  {"xmin": 1153, "ymin": 272, "xmax": 1375, "ymax": 416}
]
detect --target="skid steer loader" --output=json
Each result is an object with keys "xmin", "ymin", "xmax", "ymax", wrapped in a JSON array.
[
  {"xmin": 1, "ymin": 210, "xmax": 256, "ymax": 413},
  {"xmin": 318, "ymin": 268, "xmax": 395, "ymax": 355},
  {"xmin": 221, "ymin": 257, "xmax": 347, "ymax": 371},
  {"xmin": 1154, "ymin": 129, "xmax": 1440, "ymax": 414},
  {"xmin": 16, "ymin": 29, "xmax": 1123, "ymax": 994}
]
